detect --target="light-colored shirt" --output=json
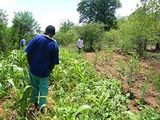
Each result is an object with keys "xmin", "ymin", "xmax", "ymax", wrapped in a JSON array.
[{"xmin": 77, "ymin": 39, "xmax": 84, "ymax": 48}]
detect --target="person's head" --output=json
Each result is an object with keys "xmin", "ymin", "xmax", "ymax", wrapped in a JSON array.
[
  {"xmin": 80, "ymin": 37, "xmax": 83, "ymax": 40},
  {"xmin": 45, "ymin": 25, "xmax": 55, "ymax": 38}
]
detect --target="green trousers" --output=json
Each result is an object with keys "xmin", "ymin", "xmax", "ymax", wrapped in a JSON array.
[{"xmin": 29, "ymin": 72, "xmax": 49, "ymax": 109}]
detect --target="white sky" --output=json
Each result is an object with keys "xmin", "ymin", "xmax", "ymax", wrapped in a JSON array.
[{"xmin": 0, "ymin": 0, "xmax": 141, "ymax": 31}]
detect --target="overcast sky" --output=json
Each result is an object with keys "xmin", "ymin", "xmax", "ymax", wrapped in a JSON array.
[{"xmin": 0, "ymin": 0, "xmax": 141, "ymax": 30}]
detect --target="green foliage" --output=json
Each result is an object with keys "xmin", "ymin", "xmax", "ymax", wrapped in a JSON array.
[
  {"xmin": 127, "ymin": 106, "xmax": 160, "ymax": 120},
  {"xmin": 55, "ymin": 28, "xmax": 79, "ymax": 46},
  {"xmin": 121, "ymin": 0, "xmax": 159, "ymax": 55},
  {"xmin": 103, "ymin": 0, "xmax": 160, "ymax": 55},
  {"xmin": 71, "ymin": 105, "xmax": 91, "ymax": 120},
  {"xmin": 0, "ymin": 50, "xmax": 31, "ymax": 117},
  {"xmin": 77, "ymin": 22, "xmax": 105, "ymax": 51},
  {"xmin": 138, "ymin": 106, "xmax": 160, "ymax": 120},
  {"xmin": 50, "ymin": 48, "xmax": 130, "ymax": 120},
  {"xmin": 0, "ymin": 83, "xmax": 6, "ymax": 98},
  {"xmin": 0, "ymin": 9, "xmax": 9, "ymax": 52},
  {"xmin": 59, "ymin": 19, "xmax": 75, "ymax": 33},
  {"xmin": 140, "ymin": 81, "xmax": 149, "ymax": 104},
  {"xmin": 0, "ymin": 9, "xmax": 8, "ymax": 24},
  {"xmin": 0, "ymin": 48, "xmax": 159, "ymax": 119},
  {"xmin": 10, "ymin": 11, "xmax": 41, "ymax": 49},
  {"xmin": 102, "ymin": 29, "xmax": 121, "ymax": 49},
  {"xmin": 77, "ymin": 0, "xmax": 121, "ymax": 30},
  {"xmin": 155, "ymin": 75, "xmax": 160, "ymax": 92},
  {"xmin": 117, "ymin": 59, "xmax": 127, "ymax": 80},
  {"xmin": 54, "ymin": 20, "xmax": 77, "ymax": 46},
  {"xmin": 127, "ymin": 55, "xmax": 140, "ymax": 86}
]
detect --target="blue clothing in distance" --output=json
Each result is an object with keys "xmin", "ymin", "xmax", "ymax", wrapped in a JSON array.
[
  {"xmin": 25, "ymin": 34, "xmax": 59, "ymax": 77},
  {"xmin": 20, "ymin": 39, "xmax": 26, "ymax": 46}
]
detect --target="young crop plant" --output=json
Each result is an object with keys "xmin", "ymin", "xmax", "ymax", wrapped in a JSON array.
[
  {"xmin": 0, "ymin": 50, "xmax": 31, "ymax": 119},
  {"xmin": 155, "ymin": 75, "xmax": 160, "ymax": 92},
  {"xmin": 117, "ymin": 59, "xmax": 127, "ymax": 81},
  {"xmin": 127, "ymin": 54, "xmax": 140, "ymax": 87},
  {"xmin": 1, "ymin": 48, "xmax": 160, "ymax": 119},
  {"xmin": 140, "ymin": 81, "xmax": 149, "ymax": 105}
]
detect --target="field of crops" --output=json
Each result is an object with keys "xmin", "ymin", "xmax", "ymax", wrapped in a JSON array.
[{"xmin": 0, "ymin": 48, "xmax": 160, "ymax": 120}]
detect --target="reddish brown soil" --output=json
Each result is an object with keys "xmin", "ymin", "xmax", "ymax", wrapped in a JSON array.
[
  {"xmin": 0, "ymin": 102, "xmax": 3, "ymax": 117},
  {"xmin": 84, "ymin": 51, "xmax": 160, "ymax": 112}
]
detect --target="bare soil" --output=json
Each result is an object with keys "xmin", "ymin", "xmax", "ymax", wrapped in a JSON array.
[
  {"xmin": 0, "ymin": 102, "xmax": 3, "ymax": 117},
  {"xmin": 84, "ymin": 51, "xmax": 160, "ymax": 112}
]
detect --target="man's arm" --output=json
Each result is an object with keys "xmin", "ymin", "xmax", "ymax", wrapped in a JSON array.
[
  {"xmin": 26, "ymin": 54, "xmax": 32, "ymax": 66},
  {"xmin": 50, "ymin": 42, "xmax": 59, "ymax": 71},
  {"xmin": 25, "ymin": 36, "xmax": 37, "ymax": 65}
]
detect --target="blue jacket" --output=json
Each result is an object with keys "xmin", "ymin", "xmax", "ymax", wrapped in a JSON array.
[{"xmin": 25, "ymin": 34, "xmax": 59, "ymax": 77}]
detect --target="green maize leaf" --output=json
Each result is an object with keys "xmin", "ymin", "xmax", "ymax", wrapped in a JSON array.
[
  {"xmin": 7, "ymin": 79, "xmax": 16, "ymax": 90},
  {"xmin": 125, "ymin": 111, "xmax": 140, "ymax": 120},
  {"xmin": 19, "ymin": 85, "xmax": 31, "ymax": 116},
  {"xmin": 72, "ymin": 105, "xmax": 91, "ymax": 120}
]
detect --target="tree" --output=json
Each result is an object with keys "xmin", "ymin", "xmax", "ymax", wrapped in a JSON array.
[
  {"xmin": 59, "ymin": 20, "xmax": 74, "ymax": 33},
  {"xmin": 0, "ymin": 9, "xmax": 8, "ymax": 24},
  {"xmin": 134, "ymin": 0, "xmax": 160, "ymax": 52},
  {"xmin": 77, "ymin": 22, "xmax": 105, "ymax": 52},
  {"xmin": 0, "ymin": 9, "xmax": 8, "ymax": 52},
  {"xmin": 144, "ymin": 0, "xmax": 160, "ymax": 51},
  {"xmin": 54, "ymin": 20, "xmax": 77, "ymax": 46},
  {"xmin": 115, "ymin": 0, "xmax": 160, "ymax": 55},
  {"xmin": 11, "ymin": 11, "xmax": 41, "ymax": 49},
  {"xmin": 77, "ymin": 0, "xmax": 121, "ymax": 30}
]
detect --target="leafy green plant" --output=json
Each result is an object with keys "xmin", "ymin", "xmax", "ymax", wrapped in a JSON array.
[
  {"xmin": 71, "ymin": 105, "xmax": 91, "ymax": 120},
  {"xmin": 102, "ymin": 29, "xmax": 121, "ymax": 49},
  {"xmin": 77, "ymin": 22, "xmax": 105, "ymax": 52},
  {"xmin": 117, "ymin": 59, "xmax": 127, "ymax": 80},
  {"xmin": 127, "ymin": 55, "xmax": 140, "ymax": 86},
  {"xmin": 127, "ymin": 106, "xmax": 160, "ymax": 120},
  {"xmin": 155, "ymin": 75, "xmax": 160, "ymax": 92},
  {"xmin": 1, "ymin": 48, "xmax": 159, "ymax": 120},
  {"xmin": 49, "ymin": 48, "xmax": 130, "ymax": 120},
  {"xmin": 55, "ymin": 28, "xmax": 79, "ymax": 46},
  {"xmin": 0, "ymin": 50, "xmax": 31, "ymax": 117},
  {"xmin": 0, "ymin": 83, "xmax": 6, "ymax": 98},
  {"xmin": 140, "ymin": 81, "xmax": 149, "ymax": 104},
  {"xmin": 138, "ymin": 106, "xmax": 160, "ymax": 120},
  {"xmin": 104, "ymin": 48, "xmax": 114, "ymax": 64}
]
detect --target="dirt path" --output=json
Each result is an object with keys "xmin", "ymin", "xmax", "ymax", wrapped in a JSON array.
[{"xmin": 84, "ymin": 51, "xmax": 160, "ymax": 112}]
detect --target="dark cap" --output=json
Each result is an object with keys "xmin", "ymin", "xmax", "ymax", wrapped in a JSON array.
[{"xmin": 45, "ymin": 25, "xmax": 55, "ymax": 35}]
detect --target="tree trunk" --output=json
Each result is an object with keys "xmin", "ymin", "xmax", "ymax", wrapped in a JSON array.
[
  {"xmin": 144, "ymin": 40, "xmax": 147, "ymax": 50},
  {"xmin": 155, "ymin": 43, "xmax": 160, "ymax": 51}
]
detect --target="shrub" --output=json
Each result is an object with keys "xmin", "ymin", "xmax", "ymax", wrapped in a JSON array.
[
  {"xmin": 77, "ymin": 22, "xmax": 105, "ymax": 52},
  {"xmin": 102, "ymin": 29, "xmax": 121, "ymax": 49},
  {"xmin": 55, "ymin": 28, "xmax": 79, "ymax": 46}
]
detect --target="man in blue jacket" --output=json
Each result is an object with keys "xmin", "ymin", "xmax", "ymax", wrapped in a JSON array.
[{"xmin": 25, "ymin": 25, "xmax": 59, "ymax": 113}]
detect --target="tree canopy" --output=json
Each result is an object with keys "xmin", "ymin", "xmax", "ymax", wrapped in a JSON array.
[
  {"xmin": 59, "ymin": 19, "xmax": 74, "ymax": 33},
  {"xmin": 0, "ymin": 9, "xmax": 8, "ymax": 51},
  {"xmin": 0, "ymin": 9, "xmax": 8, "ymax": 25},
  {"xmin": 77, "ymin": 0, "xmax": 121, "ymax": 30},
  {"xmin": 11, "ymin": 11, "xmax": 41, "ymax": 49}
]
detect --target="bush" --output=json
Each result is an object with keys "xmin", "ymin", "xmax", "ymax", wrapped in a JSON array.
[
  {"xmin": 102, "ymin": 29, "xmax": 121, "ymax": 49},
  {"xmin": 55, "ymin": 28, "xmax": 79, "ymax": 46},
  {"xmin": 77, "ymin": 22, "xmax": 105, "ymax": 52}
]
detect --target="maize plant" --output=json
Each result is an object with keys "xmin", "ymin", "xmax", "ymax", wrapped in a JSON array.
[{"xmin": 0, "ymin": 48, "xmax": 159, "ymax": 120}]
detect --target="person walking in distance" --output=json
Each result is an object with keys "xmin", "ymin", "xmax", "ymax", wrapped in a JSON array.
[
  {"xmin": 25, "ymin": 25, "xmax": 59, "ymax": 113},
  {"xmin": 20, "ymin": 38, "xmax": 26, "ymax": 49},
  {"xmin": 77, "ymin": 37, "xmax": 84, "ymax": 54}
]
